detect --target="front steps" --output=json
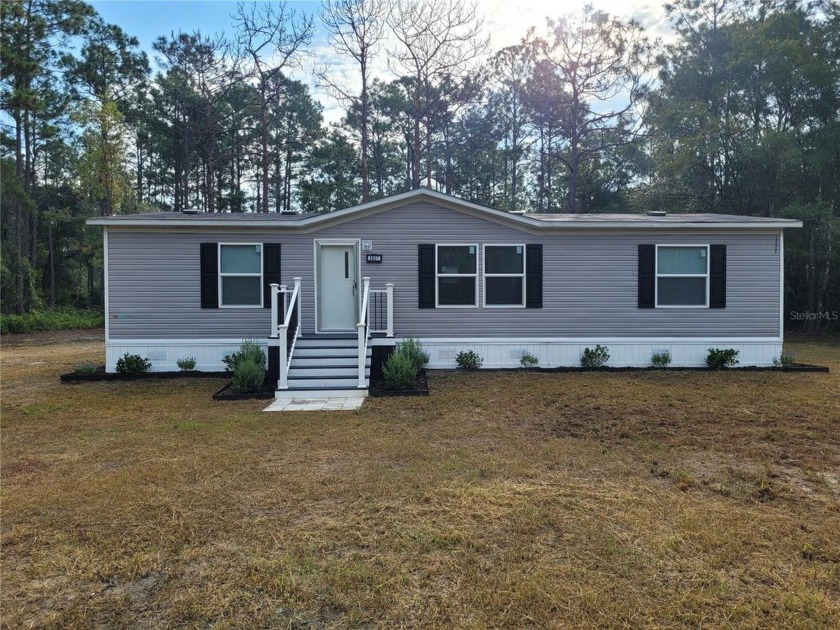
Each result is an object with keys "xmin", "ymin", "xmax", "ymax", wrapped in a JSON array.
[{"xmin": 275, "ymin": 335, "xmax": 371, "ymax": 400}]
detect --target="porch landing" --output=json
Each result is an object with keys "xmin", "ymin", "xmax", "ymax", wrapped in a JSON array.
[{"xmin": 263, "ymin": 397, "xmax": 365, "ymax": 412}]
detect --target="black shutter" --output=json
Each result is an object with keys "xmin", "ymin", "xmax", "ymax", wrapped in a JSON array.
[
  {"xmin": 638, "ymin": 244, "xmax": 655, "ymax": 308},
  {"xmin": 263, "ymin": 244, "xmax": 281, "ymax": 308},
  {"xmin": 525, "ymin": 244, "xmax": 543, "ymax": 308},
  {"xmin": 200, "ymin": 243, "xmax": 219, "ymax": 309},
  {"xmin": 418, "ymin": 244, "xmax": 435, "ymax": 308},
  {"xmin": 710, "ymin": 244, "xmax": 726, "ymax": 308}
]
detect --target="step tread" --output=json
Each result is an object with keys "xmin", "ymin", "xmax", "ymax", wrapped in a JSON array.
[
  {"xmin": 295, "ymin": 346, "xmax": 359, "ymax": 355},
  {"xmin": 293, "ymin": 353, "xmax": 356, "ymax": 357},
  {"xmin": 281, "ymin": 385, "xmax": 366, "ymax": 391},
  {"xmin": 296, "ymin": 336, "xmax": 358, "ymax": 342},
  {"xmin": 290, "ymin": 365, "xmax": 368, "ymax": 370},
  {"xmin": 289, "ymin": 376, "xmax": 360, "ymax": 383}
]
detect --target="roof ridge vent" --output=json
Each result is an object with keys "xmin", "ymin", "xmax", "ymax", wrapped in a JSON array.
[
  {"xmin": 181, "ymin": 207, "xmax": 201, "ymax": 214},
  {"xmin": 280, "ymin": 211, "xmax": 298, "ymax": 216},
  {"xmin": 647, "ymin": 210, "xmax": 667, "ymax": 217}
]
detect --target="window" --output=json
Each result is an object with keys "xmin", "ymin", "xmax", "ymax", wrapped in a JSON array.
[
  {"xmin": 483, "ymin": 245, "xmax": 525, "ymax": 307},
  {"xmin": 656, "ymin": 245, "xmax": 709, "ymax": 307},
  {"xmin": 219, "ymin": 243, "xmax": 263, "ymax": 307},
  {"xmin": 436, "ymin": 244, "xmax": 477, "ymax": 307}
]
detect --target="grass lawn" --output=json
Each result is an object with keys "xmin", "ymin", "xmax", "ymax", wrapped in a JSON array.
[{"xmin": 2, "ymin": 332, "xmax": 839, "ymax": 628}]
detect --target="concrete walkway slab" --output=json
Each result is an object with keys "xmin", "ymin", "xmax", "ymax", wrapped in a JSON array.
[{"xmin": 263, "ymin": 397, "xmax": 365, "ymax": 412}]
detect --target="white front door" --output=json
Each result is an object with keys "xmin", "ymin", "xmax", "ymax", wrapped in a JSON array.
[{"xmin": 317, "ymin": 244, "xmax": 358, "ymax": 331}]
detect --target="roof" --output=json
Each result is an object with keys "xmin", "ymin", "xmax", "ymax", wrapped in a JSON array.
[{"xmin": 88, "ymin": 188, "xmax": 802, "ymax": 230}]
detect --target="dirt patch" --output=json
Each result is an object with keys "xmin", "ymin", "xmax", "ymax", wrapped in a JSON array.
[{"xmin": 103, "ymin": 572, "xmax": 165, "ymax": 605}]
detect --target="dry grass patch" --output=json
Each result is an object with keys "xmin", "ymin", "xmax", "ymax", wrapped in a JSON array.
[{"xmin": 2, "ymin": 333, "xmax": 839, "ymax": 628}]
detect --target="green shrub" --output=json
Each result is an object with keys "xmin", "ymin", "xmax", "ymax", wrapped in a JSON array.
[
  {"xmin": 581, "ymin": 345, "xmax": 610, "ymax": 368},
  {"xmin": 382, "ymin": 350, "xmax": 418, "ymax": 390},
  {"xmin": 455, "ymin": 350, "xmax": 483, "ymax": 370},
  {"xmin": 520, "ymin": 352, "xmax": 539, "ymax": 368},
  {"xmin": 231, "ymin": 360, "xmax": 266, "ymax": 393},
  {"xmin": 223, "ymin": 339, "xmax": 266, "ymax": 372},
  {"xmin": 116, "ymin": 353, "xmax": 152, "ymax": 374},
  {"xmin": 651, "ymin": 350, "xmax": 672, "ymax": 368},
  {"xmin": 399, "ymin": 338, "xmax": 430, "ymax": 371},
  {"xmin": 72, "ymin": 362, "xmax": 99, "ymax": 375},
  {"xmin": 706, "ymin": 348, "xmax": 739, "ymax": 369},
  {"xmin": 0, "ymin": 308, "xmax": 104, "ymax": 334},
  {"xmin": 176, "ymin": 357, "xmax": 197, "ymax": 371},
  {"xmin": 773, "ymin": 352, "xmax": 796, "ymax": 367}
]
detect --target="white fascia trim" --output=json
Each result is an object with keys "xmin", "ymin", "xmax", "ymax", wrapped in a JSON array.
[
  {"xmin": 87, "ymin": 217, "xmax": 804, "ymax": 231},
  {"xmin": 111, "ymin": 336, "xmax": 784, "ymax": 345},
  {"xmin": 537, "ymin": 221, "xmax": 802, "ymax": 230},
  {"xmin": 107, "ymin": 338, "xmax": 260, "ymax": 345},
  {"xmin": 370, "ymin": 336, "xmax": 784, "ymax": 345}
]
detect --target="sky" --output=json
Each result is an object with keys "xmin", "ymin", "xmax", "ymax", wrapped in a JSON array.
[{"xmin": 89, "ymin": 0, "xmax": 675, "ymax": 122}]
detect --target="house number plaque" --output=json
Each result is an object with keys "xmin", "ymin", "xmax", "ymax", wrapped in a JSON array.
[{"xmin": 366, "ymin": 254, "xmax": 383, "ymax": 263}]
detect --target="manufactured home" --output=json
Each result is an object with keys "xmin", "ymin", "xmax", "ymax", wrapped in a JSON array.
[{"xmin": 89, "ymin": 188, "xmax": 801, "ymax": 398}]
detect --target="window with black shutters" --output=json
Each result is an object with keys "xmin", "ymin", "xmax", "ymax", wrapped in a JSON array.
[
  {"xmin": 655, "ymin": 245, "xmax": 709, "ymax": 307},
  {"xmin": 219, "ymin": 243, "xmax": 263, "ymax": 307},
  {"xmin": 436, "ymin": 244, "xmax": 477, "ymax": 307}
]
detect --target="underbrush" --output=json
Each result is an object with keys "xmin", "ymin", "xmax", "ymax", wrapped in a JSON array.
[{"xmin": 1, "ymin": 308, "xmax": 104, "ymax": 334}]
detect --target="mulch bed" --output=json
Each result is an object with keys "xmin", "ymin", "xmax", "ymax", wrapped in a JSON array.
[
  {"xmin": 369, "ymin": 369, "xmax": 430, "ymax": 397},
  {"xmin": 212, "ymin": 382, "xmax": 276, "ymax": 401},
  {"xmin": 61, "ymin": 368, "xmax": 229, "ymax": 383},
  {"xmin": 472, "ymin": 364, "xmax": 829, "ymax": 373}
]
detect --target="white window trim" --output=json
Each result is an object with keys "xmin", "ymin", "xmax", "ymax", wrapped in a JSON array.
[
  {"xmin": 482, "ymin": 244, "xmax": 526, "ymax": 308},
  {"xmin": 218, "ymin": 242, "xmax": 264, "ymax": 308},
  {"xmin": 655, "ymin": 244, "xmax": 710, "ymax": 309},
  {"xmin": 435, "ymin": 243, "xmax": 479, "ymax": 308}
]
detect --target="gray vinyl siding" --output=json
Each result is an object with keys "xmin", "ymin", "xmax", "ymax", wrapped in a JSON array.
[{"xmin": 107, "ymin": 201, "xmax": 781, "ymax": 340}]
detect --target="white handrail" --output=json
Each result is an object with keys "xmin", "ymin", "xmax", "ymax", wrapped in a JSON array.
[
  {"xmin": 357, "ymin": 277, "xmax": 371, "ymax": 388},
  {"xmin": 275, "ymin": 277, "xmax": 302, "ymax": 390}
]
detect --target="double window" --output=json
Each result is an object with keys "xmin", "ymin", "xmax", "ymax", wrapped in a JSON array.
[
  {"xmin": 655, "ymin": 245, "xmax": 709, "ymax": 307},
  {"xmin": 434, "ymin": 244, "xmax": 526, "ymax": 307},
  {"xmin": 219, "ymin": 243, "xmax": 263, "ymax": 307}
]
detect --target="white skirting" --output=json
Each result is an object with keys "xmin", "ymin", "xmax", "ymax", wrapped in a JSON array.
[
  {"xmin": 105, "ymin": 336, "xmax": 783, "ymax": 372},
  {"xmin": 106, "ymin": 338, "xmax": 267, "ymax": 373},
  {"xmin": 370, "ymin": 337, "xmax": 784, "ymax": 368}
]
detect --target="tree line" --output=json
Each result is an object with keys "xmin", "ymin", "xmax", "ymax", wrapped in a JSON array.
[{"xmin": 1, "ymin": 0, "xmax": 838, "ymax": 331}]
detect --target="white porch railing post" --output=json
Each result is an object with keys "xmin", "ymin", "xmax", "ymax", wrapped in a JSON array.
[
  {"xmin": 269, "ymin": 283, "xmax": 280, "ymax": 338},
  {"xmin": 385, "ymin": 283, "xmax": 394, "ymax": 338},
  {"xmin": 278, "ymin": 327, "xmax": 288, "ymax": 390},
  {"xmin": 357, "ymin": 277, "xmax": 370, "ymax": 388}
]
